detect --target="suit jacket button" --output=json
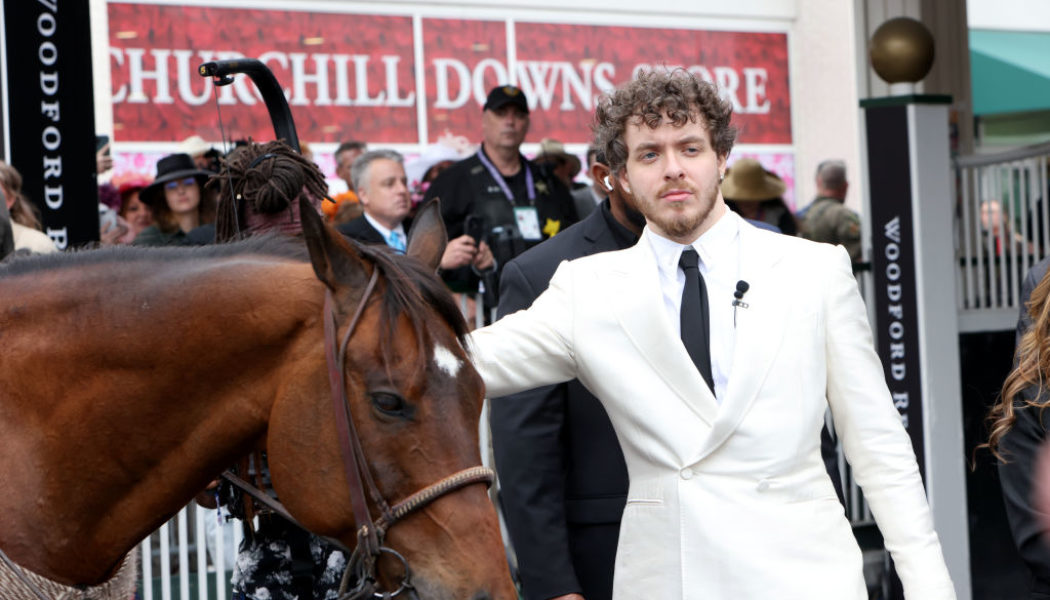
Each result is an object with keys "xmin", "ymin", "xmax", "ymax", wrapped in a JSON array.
[
  {"xmin": 757, "ymin": 479, "xmax": 771, "ymax": 492},
  {"xmin": 680, "ymin": 468, "xmax": 694, "ymax": 480}
]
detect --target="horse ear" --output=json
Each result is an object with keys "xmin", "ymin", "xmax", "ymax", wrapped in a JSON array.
[
  {"xmin": 300, "ymin": 197, "xmax": 368, "ymax": 291},
  {"xmin": 406, "ymin": 198, "xmax": 448, "ymax": 272}
]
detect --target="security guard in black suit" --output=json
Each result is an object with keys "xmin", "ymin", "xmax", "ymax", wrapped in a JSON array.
[{"xmin": 423, "ymin": 85, "xmax": 577, "ymax": 298}]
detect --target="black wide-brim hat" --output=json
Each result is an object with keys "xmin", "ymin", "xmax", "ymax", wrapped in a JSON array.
[{"xmin": 140, "ymin": 153, "xmax": 213, "ymax": 207}]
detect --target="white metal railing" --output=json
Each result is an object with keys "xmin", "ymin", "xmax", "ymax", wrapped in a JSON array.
[
  {"xmin": 137, "ymin": 503, "xmax": 241, "ymax": 600},
  {"xmin": 954, "ymin": 141, "xmax": 1050, "ymax": 332}
]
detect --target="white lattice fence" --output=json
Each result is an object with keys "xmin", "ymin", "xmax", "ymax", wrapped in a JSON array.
[
  {"xmin": 955, "ymin": 142, "xmax": 1050, "ymax": 332},
  {"xmin": 137, "ymin": 503, "xmax": 242, "ymax": 600}
]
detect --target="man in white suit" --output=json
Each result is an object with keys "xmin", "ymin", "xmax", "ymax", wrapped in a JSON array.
[{"xmin": 468, "ymin": 70, "xmax": 956, "ymax": 599}]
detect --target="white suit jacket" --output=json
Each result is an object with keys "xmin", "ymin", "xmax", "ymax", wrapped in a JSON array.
[{"xmin": 470, "ymin": 217, "xmax": 956, "ymax": 599}]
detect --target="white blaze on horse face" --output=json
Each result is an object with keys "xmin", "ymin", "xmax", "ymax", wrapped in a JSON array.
[{"xmin": 433, "ymin": 344, "xmax": 463, "ymax": 378}]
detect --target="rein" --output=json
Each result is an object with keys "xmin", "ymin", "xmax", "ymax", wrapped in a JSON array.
[{"xmin": 227, "ymin": 266, "xmax": 494, "ymax": 599}]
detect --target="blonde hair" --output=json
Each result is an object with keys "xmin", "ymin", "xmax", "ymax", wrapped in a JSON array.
[
  {"xmin": 0, "ymin": 160, "xmax": 42, "ymax": 230},
  {"xmin": 982, "ymin": 268, "xmax": 1050, "ymax": 462}
]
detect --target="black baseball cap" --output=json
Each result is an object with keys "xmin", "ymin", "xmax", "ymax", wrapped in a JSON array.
[{"xmin": 484, "ymin": 85, "xmax": 529, "ymax": 114}]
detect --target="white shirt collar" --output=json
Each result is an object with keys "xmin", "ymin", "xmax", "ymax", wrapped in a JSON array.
[
  {"xmin": 645, "ymin": 207, "xmax": 739, "ymax": 278},
  {"xmin": 363, "ymin": 212, "xmax": 406, "ymax": 242}
]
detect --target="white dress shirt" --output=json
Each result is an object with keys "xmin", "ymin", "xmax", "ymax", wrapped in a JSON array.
[
  {"xmin": 645, "ymin": 209, "xmax": 741, "ymax": 403},
  {"xmin": 363, "ymin": 212, "xmax": 407, "ymax": 250}
]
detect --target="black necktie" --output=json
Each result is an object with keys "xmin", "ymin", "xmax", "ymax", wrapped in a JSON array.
[{"xmin": 679, "ymin": 248, "xmax": 714, "ymax": 393}]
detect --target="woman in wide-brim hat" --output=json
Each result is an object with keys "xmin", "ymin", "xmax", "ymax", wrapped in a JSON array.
[
  {"xmin": 721, "ymin": 157, "xmax": 799, "ymax": 236},
  {"xmin": 133, "ymin": 153, "xmax": 216, "ymax": 246}
]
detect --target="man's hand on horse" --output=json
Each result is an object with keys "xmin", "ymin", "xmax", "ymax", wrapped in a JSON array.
[{"xmin": 551, "ymin": 594, "xmax": 585, "ymax": 600}]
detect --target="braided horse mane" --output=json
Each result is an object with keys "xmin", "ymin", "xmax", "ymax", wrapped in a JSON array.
[{"xmin": 209, "ymin": 140, "xmax": 330, "ymax": 242}]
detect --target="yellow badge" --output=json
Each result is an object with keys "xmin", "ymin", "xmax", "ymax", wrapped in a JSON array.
[{"xmin": 543, "ymin": 218, "xmax": 561, "ymax": 237}]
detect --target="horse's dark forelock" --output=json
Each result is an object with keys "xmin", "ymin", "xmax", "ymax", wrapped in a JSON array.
[{"xmin": 351, "ymin": 240, "xmax": 471, "ymax": 351}]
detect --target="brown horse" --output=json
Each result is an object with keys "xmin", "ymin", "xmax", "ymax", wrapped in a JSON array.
[{"xmin": 0, "ymin": 202, "xmax": 516, "ymax": 599}]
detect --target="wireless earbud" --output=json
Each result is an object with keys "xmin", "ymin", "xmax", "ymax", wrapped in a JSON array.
[{"xmin": 603, "ymin": 176, "xmax": 613, "ymax": 188}]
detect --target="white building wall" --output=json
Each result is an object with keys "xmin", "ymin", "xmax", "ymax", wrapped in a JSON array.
[
  {"xmin": 968, "ymin": 0, "xmax": 1050, "ymax": 31},
  {"xmin": 91, "ymin": 0, "xmax": 113, "ymax": 143},
  {"xmin": 790, "ymin": 0, "xmax": 864, "ymax": 213}
]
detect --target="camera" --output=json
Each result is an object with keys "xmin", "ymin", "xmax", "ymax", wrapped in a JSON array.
[{"xmin": 465, "ymin": 214, "xmax": 485, "ymax": 245}]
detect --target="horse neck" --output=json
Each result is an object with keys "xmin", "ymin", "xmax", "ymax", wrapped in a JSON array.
[{"xmin": 0, "ymin": 258, "xmax": 324, "ymax": 584}]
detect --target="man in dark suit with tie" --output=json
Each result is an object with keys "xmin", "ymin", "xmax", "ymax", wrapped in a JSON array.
[
  {"xmin": 338, "ymin": 149, "xmax": 494, "ymax": 271},
  {"xmin": 491, "ymin": 151, "xmax": 645, "ymax": 600}
]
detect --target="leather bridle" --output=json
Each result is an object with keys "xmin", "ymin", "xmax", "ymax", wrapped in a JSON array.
[{"xmin": 224, "ymin": 267, "xmax": 493, "ymax": 599}]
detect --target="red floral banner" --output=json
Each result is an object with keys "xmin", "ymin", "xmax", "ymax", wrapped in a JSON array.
[
  {"xmin": 109, "ymin": 4, "xmax": 791, "ymax": 145},
  {"xmin": 513, "ymin": 22, "xmax": 790, "ymax": 144}
]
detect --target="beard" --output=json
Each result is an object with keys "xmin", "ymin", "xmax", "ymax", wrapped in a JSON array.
[
  {"xmin": 622, "ymin": 201, "xmax": 648, "ymax": 230},
  {"xmin": 654, "ymin": 209, "xmax": 707, "ymax": 239},
  {"xmin": 641, "ymin": 176, "xmax": 721, "ymax": 239}
]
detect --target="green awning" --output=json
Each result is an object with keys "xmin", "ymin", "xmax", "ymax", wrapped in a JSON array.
[{"xmin": 970, "ymin": 29, "xmax": 1050, "ymax": 115}]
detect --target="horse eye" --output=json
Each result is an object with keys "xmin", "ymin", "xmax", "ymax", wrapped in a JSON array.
[{"xmin": 371, "ymin": 392, "xmax": 407, "ymax": 417}]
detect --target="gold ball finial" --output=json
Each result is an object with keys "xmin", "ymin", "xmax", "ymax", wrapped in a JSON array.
[{"xmin": 869, "ymin": 17, "xmax": 935, "ymax": 84}]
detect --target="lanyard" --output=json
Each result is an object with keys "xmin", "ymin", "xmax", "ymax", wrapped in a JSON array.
[{"xmin": 476, "ymin": 149, "xmax": 535, "ymax": 204}]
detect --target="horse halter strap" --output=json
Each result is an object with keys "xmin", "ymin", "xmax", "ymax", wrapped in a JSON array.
[{"xmin": 322, "ymin": 268, "xmax": 494, "ymax": 597}]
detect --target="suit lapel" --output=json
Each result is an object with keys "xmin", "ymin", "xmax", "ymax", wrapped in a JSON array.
[
  {"xmin": 688, "ymin": 222, "xmax": 790, "ymax": 463},
  {"xmin": 581, "ymin": 208, "xmax": 618, "ymax": 255},
  {"xmin": 611, "ymin": 241, "xmax": 719, "ymax": 426}
]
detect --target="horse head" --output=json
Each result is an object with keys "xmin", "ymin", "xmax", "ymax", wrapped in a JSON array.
[{"xmin": 264, "ymin": 200, "xmax": 515, "ymax": 600}]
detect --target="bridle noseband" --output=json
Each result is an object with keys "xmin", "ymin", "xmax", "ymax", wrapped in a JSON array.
[{"xmin": 322, "ymin": 268, "xmax": 495, "ymax": 599}]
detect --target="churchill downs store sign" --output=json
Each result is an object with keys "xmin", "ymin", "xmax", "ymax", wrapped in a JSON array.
[{"xmin": 107, "ymin": 3, "xmax": 792, "ymax": 147}]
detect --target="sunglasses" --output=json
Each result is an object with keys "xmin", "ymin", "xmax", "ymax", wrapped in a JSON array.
[{"xmin": 164, "ymin": 177, "xmax": 198, "ymax": 191}]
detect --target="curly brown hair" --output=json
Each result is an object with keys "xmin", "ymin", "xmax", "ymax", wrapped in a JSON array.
[
  {"xmin": 981, "ymin": 268, "xmax": 1050, "ymax": 462},
  {"xmin": 593, "ymin": 69, "xmax": 737, "ymax": 175}
]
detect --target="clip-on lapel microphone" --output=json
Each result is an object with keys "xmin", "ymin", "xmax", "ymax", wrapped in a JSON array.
[{"xmin": 732, "ymin": 280, "xmax": 750, "ymax": 327}]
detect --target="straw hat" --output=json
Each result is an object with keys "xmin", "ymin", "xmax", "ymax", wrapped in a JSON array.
[
  {"xmin": 177, "ymin": 135, "xmax": 212, "ymax": 158},
  {"xmin": 720, "ymin": 158, "xmax": 786, "ymax": 202},
  {"xmin": 535, "ymin": 138, "xmax": 582, "ymax": 178}
]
